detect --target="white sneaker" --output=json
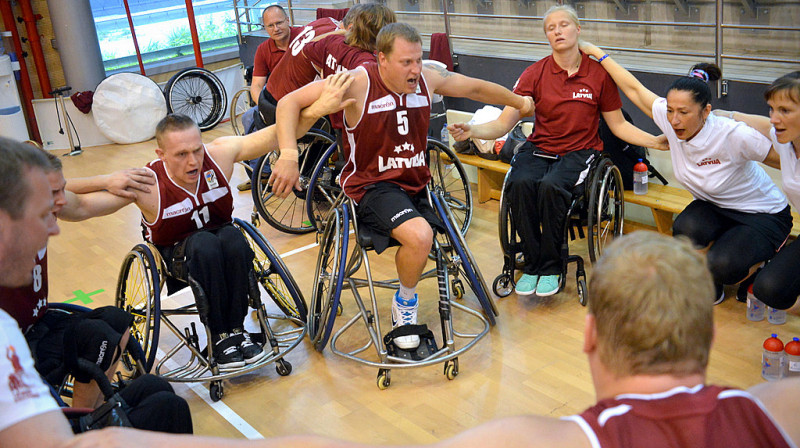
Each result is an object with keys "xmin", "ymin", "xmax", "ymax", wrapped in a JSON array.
[{"xmin": 392, "ymin": 292, "xmax": 420, "ymax": 350}]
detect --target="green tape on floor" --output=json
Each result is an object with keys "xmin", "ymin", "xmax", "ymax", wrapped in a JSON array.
[{"xmin": 63, "ymin": 289, "xmax": 104, "ymax": 304}]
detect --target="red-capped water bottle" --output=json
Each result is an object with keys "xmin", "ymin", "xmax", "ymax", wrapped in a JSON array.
[
  {"xmin": 633, "ymin": 159, "xmax": 648, "ymax": 195},
  {"xmin": 746, "ymin": 284, "xmax": 765, "ymax": 321},
  {"xmin": 785, "ymin": 337, "xmax": 800, "ymax": 377},
  {"xmin": 762, "ymin": 334, "xmax": 786, "ymax": 381}
]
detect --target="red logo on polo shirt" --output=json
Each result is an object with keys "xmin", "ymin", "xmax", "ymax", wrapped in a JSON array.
[
  {"xmin": 697, "ymin": 158, "xmax": 721, "ymax": 167},
  {"xmin": 7, "ymin": 346, "xmax": 37, "ymax": 402}
]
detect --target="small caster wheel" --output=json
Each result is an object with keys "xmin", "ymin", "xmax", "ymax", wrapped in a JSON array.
[
  {"xmin": 250, "ymin": 211, "xmax": 260, "ymax": 228},
  {"xmin": 209, "ymin": 381, "xmax": 224, "ymax": 402},
  {"xmin": 276, "ymin": 359, "xmax": 292, "ymax": 376},
  {"xmin": 452, "ymin": 279, "xmax": 464, "ymax": 300},
  {"xmin": 492, "ymin": 274, "xmax": 513, "ymax": 298},
  {"xmin": 336, "ymin": 302, "xmax": 343, "ymax": 316},
  {"xmin": 577, "ymin": 277, "xmax": 588, "ymax": 306},
  {"xmin": 377, "ymin": 369, "xmax": 391, "ymax": 390},
  {"xmin": 444, "ymin": 360, "xmax": 458, "ymax": 380}
]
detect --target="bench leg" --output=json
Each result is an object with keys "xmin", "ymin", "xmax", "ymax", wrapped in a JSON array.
[
  {"xmin": 651, "ymin": 209, "xmax": 674, "ymax": 235},
  {"xmin": 476, "ymin": 168, "xmax": 504, "ymax": 203}
]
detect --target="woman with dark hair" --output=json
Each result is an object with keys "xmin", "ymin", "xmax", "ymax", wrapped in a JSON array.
[
  {"xmin": 581, "ymin": 42, "xmax": 791, "ymax": 304},
  {"xmin": 714, "ymin": 72, "xmax": 800, "ymax": 310},
  {"xmin": 449, "ymin": 5, "xmax": 665, "ymax": 298}
]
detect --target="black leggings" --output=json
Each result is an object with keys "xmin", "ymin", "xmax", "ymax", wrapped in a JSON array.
[
  {"xmin": 753, "ymin": 238, "xmax": 800, "ymax": 310},
  {"xmin": 672, "ymin": 200, "xmax": 791, "ymax": 286}
]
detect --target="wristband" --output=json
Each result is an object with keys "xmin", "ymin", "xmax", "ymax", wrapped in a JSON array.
[
  {"xmin": 597, "ymin": 54, "xmax": 609, "ymax": 63},
  {"xmin": 278, "ymin": 148, "xmax": 299, "ymax": 161}
]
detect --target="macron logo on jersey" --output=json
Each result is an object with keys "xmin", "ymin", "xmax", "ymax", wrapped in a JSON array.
[
  {"xmin": 378, "ymin": 152, "xmax": 426, "ymax": 172},
  {"xmin": 163, "ymin": 198, "xmax": 193, "ymax": 219},
  {"xmin": 368, "ymin": 95, "xmax": 396, "ymax": 114},
  {"xmin": 697, "ymin": 157, "xmax": 721, "ymax": 167},
  {"xmin": 573, "ymin": 88, "xmax": 593, "ymax": 100}
]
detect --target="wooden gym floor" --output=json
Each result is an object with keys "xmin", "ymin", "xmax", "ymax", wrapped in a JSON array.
[{"xmin": 47, "ymin": 122, "xmax": 800, "ymax": 443}]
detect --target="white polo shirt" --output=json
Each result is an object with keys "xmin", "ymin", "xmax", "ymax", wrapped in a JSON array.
[
  {"xmin": 652, "ymin": 98, "xmax": 787, "ymax": 213},
  {"xmin": 0, "ymin": 308, "xmax": 60, "ymax": 432},
  {"xmin": 772, "ymin": 127, "xmax": 800, "ymax": 211}
]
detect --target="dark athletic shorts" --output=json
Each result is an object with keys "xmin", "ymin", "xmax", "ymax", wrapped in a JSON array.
[{"xmin": 355, "ymin": 182, "xmax": 443, "ymax": 254}]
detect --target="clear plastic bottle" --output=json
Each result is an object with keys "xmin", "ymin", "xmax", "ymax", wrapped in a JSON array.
[
  {"xmin": 768, "ymin": 306, "xmax": 787, "ymax": 325},
  {"xmin": 633, "ymin": 159, "xmax": 648, "ymax": 195},
  {"xmin": 785, "ymin": 337, "xmax": 800, "ymax": 377},
  {"xmin": 762, "ymin": 334, "xmax": 786, "ymax": 381},
  {"xmin": 440, "ymin": 124, "xmax": 449, "ymax": 146},
  {"xmin": 746, "ymin": 284, "xmax": 765, "ymax": 321}
]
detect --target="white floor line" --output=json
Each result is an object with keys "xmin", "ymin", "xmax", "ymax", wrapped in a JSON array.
[
  {"xmin": 156, "ymin": 348, "xmax": 265, "ymax": 440},
  {"xmin": 278, "ymin": 229, "xmax": 354, "ymax": 259}
]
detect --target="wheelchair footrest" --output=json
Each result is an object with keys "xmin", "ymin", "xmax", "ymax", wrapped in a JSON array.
[{"xmin": 383, "ymin": 325, "xmax": 438, "ymax": 361}]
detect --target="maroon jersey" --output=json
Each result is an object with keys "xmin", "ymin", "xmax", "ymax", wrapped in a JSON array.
[
  {"xmin": 0, "ymin": 248, "xmax": 48, "ymax": 333},
  {"xmin": 513, "ymin": 51, "xmax": 621, "ymax": 155},
  {"xmin": 568, "ymin": 385, "xmax": 792, "ymax": 448},
  {"xmin": 341, "ymin": 63, "xmax": 432, "ymax": 204},
  {"xmin": 304, "ymin": 33, "xmax": 376, "ymax": 130},
  {"xmin": 142, "ymin": 147, "xmax": 233, "ymax": 246},
  {"xmin": 266, "ymin": 17, "xmax": 341, "ymax": 101}
]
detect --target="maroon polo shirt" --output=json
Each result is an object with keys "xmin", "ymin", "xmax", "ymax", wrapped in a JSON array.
[
  {"xmin": 252, "ymin": 26, "xmax": 303, "ymax": 76},
  {"xmin": 513, "ymin": 51, "xmax": 622, "ymax": 155}
]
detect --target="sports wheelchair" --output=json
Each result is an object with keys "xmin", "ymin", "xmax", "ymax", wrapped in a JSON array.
[
  {"xmin": 115, "ymin": 219, "xmax": 306, "ymax": 401},
  {"xmin": 304, "ymin": 141, "xmax": 496, "ymax": 390},
  {"xmin": 493, "ymin": 152, "xmax": 624, "ymax": 305}
]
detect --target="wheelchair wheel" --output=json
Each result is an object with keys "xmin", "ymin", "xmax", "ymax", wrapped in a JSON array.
[
  {"xmin": 427, "ymin": 139, "xmax": 472, "ymax": 236},
  {"xmin": 587, "ymin": 158, "xmax": 624, "ymax": 263},
  {"xmin": 308, "ymin": 204, "xmax": 349, "ymax": 352},
  {"xmin": 164, "ymin": 67, "xmax": 227, "ymax": 131},
  {"xmin": 115, "ymin": 244, "xmax": 161, "ymax": 373},
  {"xmin": 305, "ymin": 138, "xmax": 345, "ymax": 232},
  {"xmin": 432, "ymin": 192, "xmax": 497, "ymax": 325},
  {"xmin": 251, "ymin": 128, "xmax": 336, "ymax": 234},
  {"xmin": 230, "ymin": 87, "xmax": 252, "ymax": 136},
  {"xmin": 234, "ymin": 218, "xmax": 307, "ymax": 321}
]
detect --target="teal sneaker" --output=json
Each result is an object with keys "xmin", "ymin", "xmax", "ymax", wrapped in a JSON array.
[
  {"xmin": 514, "ymin": 274, "xmax": 538, "ymax": 296},
  {"xmin": 536, "ymin": 275, "xmax": 560, "ymax": 297}
]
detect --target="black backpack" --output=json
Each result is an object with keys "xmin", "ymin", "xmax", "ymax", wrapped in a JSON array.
[
  {"xmin": 599, "ymin": 110, "xmax": 666, "ymax": 190},
  {"xmin": 499, "ymin": 122, "xmax": 529, "ymax": 164}
]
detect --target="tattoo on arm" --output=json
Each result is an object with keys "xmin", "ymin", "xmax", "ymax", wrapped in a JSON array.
[{"xmin": 424, "ymin": 62, "xmax": 453, "ymax": 79}]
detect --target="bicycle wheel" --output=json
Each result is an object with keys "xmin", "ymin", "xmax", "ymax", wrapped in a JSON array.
[
  {"xmin": 165, "ymin": 67, "xmax": 227, "ymax": 131},
  {"xmin": 251, "ymin": 128, "xmax": 336, "ymax": 234},
  {"xmin": 427, "ymin": 139, "xmax": 473, "ymax": 236},
  {"xmin": 230, "ymin": 87, "xmax": 252, "ymax": 136}
]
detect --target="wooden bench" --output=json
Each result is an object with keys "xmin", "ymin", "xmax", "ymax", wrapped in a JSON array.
[{"xmin": 450, "ymin": 153, "xmax": 510, "ymax": 203}]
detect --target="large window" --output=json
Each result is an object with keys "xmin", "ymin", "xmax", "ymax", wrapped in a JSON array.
[{"xmin": 92, "ymin": 0, "xmax": 238, "ymax": 73}]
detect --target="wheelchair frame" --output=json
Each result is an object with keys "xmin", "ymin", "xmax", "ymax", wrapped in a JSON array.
[
  {"xmin": 493, "ymin": 153, "xmax": 625, "ymax": 304},
  {"xmin": 308, "ymin": 187, "xmax": 496, "ymax": 390},
  {"xmin": 115, "ymin": 218, "xmax": 307, "ymax": 401}
]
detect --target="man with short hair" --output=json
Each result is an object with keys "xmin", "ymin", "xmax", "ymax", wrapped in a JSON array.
[
  {"xmin": 61, "ymin": 232, "xmax": 800, "ymax": 447},
  {"xmin": 250, "ymin": 5, "xmax": 302, "ymax": 105},
  {"xmin": 273, "ymin": 22, "xmax": 534, "ymax": 350}
]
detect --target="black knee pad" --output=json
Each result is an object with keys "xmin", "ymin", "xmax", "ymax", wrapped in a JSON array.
[{"xmin": 63, "ymin": 319, "xmax": 124, "ymax": 383}]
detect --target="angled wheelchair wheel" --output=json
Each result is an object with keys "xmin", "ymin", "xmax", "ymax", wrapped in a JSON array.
[
  {"xmin": 230, "ymin": 87, "xmax": 252, "ymax": 136},
  {"xmin": 251, "ymin": 128, "xmax": 336, "ymax": 234},
  {"xmin": 432, "ymin": 192, "xmax": 497, "ymax": 325},
  {"xmin": 308, "ymin": 204, "xmax": 349, "ymax": 352},
  {"xmin": 165, "ymin": 67, "xmax": 227, "ymax": 131},
  {"xmin": 427, "ymin": 139, "xmax": 472, "ymax": 236},
  {"xmin": 587, "ymin": 158, "xmax": 624, "ymax": 263},
  {"xmin": 115, "ymin": 244, "xmax": 161, "ymax": 373},
  {"xmin": 305, "ymin": 138, "xmax": 345, "ymax": 232},
  {"xmin": 234, "ymin": 218, "xmax": 307, "ymax": 321}
]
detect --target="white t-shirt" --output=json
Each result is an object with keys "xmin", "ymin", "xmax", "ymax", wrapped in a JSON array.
[
  {"xmin": 652, "ymin": 98, "xmax": 788, "ymax": 213},
  {"xmin": 0, "ymin": 308, "xmax": 59, "ymax": 432},
  {"xmin": 771, "ymin": 126, "xmax": 800, "ymax": 211}
]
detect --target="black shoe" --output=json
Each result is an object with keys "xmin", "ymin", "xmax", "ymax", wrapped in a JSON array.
[
  {"xmin": 233, "ymin": 330, "xmax": 266, "ymax": 364},
  {"xmin": 714, "ymin": 283, "xmax": 726, "ymax": 305},
  {"xmin": 736, "ymin": 269, "xmax": 761, "ymax": 303},
  {"xmin": 214, "ymin": 335, "xmax": 245, "ymax": 370}
]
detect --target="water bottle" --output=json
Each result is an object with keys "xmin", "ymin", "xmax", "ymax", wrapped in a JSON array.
[
  {"xmin": 633, "ymin": 159, "xmax": 648, "ymax": 195},
  {"xmin": 785, "ymin": 337, "xmax": 800, "ymax": 377},
  {"xmin": 746, "ymin": 284, "xmax": 765, "ymax": 321},
  {"xmin": 440, "ymin": 124, "xmax": 450, "ymax": 146},
  {"xmin": 762, "ymin": 333, "xmax": 785, "ymax": 381},
  {"xmin": 768, "ymin": 306, "xmax": 787, "ymax": 325}
]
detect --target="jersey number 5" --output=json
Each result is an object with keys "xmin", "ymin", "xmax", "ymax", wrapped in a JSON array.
[
  {"xmin": 191, "ymin": 205, "xmax": 210, "ymax": 229},
  {"xmin": 397, "ymin": 110, "xmax": 409, "ymax": 135}
]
